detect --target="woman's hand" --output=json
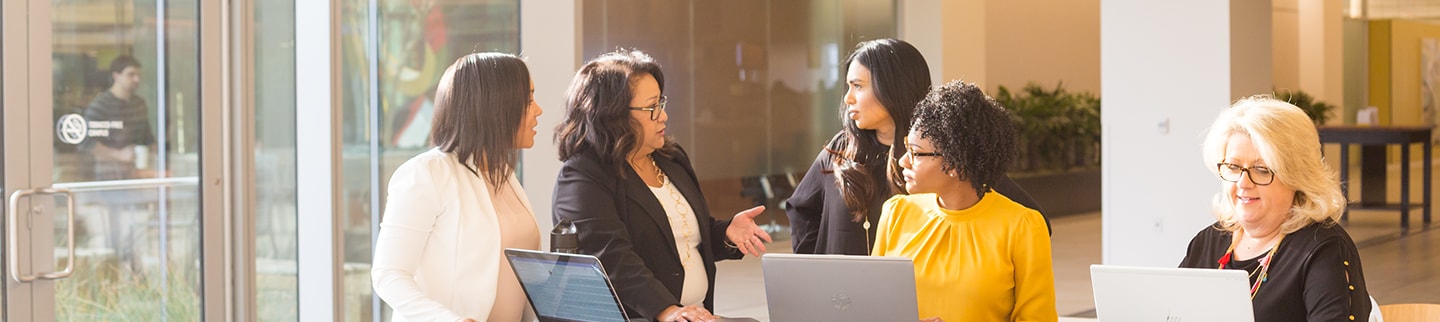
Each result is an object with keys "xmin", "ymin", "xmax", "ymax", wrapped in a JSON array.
[
  {"xmin": 725, "ymin": 205, "xmax": 773, "ymax": 257},
  {"xmin": 920, "ymin": 317, "xmax": 945, "ymax": 322},
  {"xmin": 658, "ymin": 304, "xmax": 717, "ymax": 322}
]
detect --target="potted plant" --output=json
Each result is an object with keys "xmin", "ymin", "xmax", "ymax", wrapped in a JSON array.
[
  {"xmin": 1273, "ymin": 89, "xmax": 1336, "ymax": 125},
  {"xmin": 994, "ymin": 82, "xmax": 1102, "ymax": 216}
]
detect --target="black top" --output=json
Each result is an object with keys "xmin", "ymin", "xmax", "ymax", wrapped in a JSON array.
[
  {"xmin": 83, "ymin": 91, "xmax": 156, "ymax": 149},
  {"xmin": 552, "ymin": 145, "xmax": 743, "ymax": 320},
  {"xmin": 1179, "ymin": 220, "xmax": 1370, "ymax": 322},
  {"xmin": 785, "ymin": 132, "xmax": 1048, "ymax": 255}
]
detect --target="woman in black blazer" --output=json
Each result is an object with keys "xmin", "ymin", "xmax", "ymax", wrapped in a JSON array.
[{"xmin": 552, "ymin": 49, "xmax": 772, "ymax": 322}]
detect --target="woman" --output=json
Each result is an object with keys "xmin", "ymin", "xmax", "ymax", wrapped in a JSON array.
[
  {"xmin": 787, "ymin": 38, "xmax": 1047, "ymax": 255},
  {"xmin": 371, "ymin": 52, "xmax": 544, "ymax": 322},
  {"xmin": 872, "ymin": 81, "xmax": 1057, "ymax": 322},
  {"xmin": 1180, "ymin": 96, "xmax": 1369, "ymax": 321},
  {"xmin": 552, "ymin": 50, "xmax": 772, "ymax": 322}
]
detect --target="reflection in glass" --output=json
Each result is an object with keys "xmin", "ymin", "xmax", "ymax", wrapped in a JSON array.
[
  {"xmin": 340, "ymin": 1, "xmax": 519, "ymax": 320},
  {"xmin": 50, "ymin": 0, "xmax": 202, "ymax": 319},
  {"xmin": 583, "ymin": 0, "xmax": 897, "ymax": 238},
  {"xmin": 250, "ymin": 0, "xmax": 300, "ymax": 320}
]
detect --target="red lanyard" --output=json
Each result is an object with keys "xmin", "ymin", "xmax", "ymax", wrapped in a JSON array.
[{"xmin": 1217, "ymin": 232, "xmax": 1284, "ymax": 299}]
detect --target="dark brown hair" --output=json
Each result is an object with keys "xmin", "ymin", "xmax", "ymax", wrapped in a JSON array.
[
  {"xmin": 109, "ymin": 55, "xmax": 141, "ymax": 75},
  {"xmin": 429, "ymin": 52, "xmax": 532, "ymax": 186},
  {"xmin": 555, "ymin": 49, "xmax": 675, "ymax": 175},
  {"xmin": 831, "ymin": 38, "xmax": 932, "ymax": 222},
  {"xmin": 910, "ymin": 80, "xmax": 1017, "ymax": 198}
]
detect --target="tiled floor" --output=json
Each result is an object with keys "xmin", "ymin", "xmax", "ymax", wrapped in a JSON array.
[{"xmin": 711, "ymin": 162, "xmax": 1440, "ymax": 320}]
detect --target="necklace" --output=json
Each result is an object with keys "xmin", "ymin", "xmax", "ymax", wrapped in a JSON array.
[
  {"xmin": 651, "ymin": 156, "xmax": 695, "ymax": 263},
  {"xmin": 649, "ymin": 156, "xmax": 667, "ymax": 186},
  {"xmin": 1217, "ymin": 232, "xmax": 1285, "ymax": 299}
]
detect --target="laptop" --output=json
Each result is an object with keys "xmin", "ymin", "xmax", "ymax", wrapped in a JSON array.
[
  {"xmin": 761, "ymin": 253, "xmax": 920, "ymax": 322},
  {"xmin": 504, "ymin": 248, "xmax": 757, "ymax": 322},
  {"xmin": 1090, "ymin": 264, "xmax": 1255, "ymax": 322}
]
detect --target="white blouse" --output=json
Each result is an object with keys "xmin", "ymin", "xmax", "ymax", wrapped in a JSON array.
[
  {"xmin": 372, "ymin": 149, "xmax": 539, "ymax": 322},
  {"xmin": 647, "ymin": 178, "xmax": 708, "ymax": 306}
]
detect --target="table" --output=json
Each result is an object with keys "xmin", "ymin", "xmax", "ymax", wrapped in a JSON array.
[{"xmin": 1317, "ymin": 126, "xmax": 1433, "ymax": 229}]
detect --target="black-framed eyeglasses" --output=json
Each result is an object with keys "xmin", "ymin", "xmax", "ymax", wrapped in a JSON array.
[
  {"xmin": 1216, "ymin": 162, "xmax": 1275, "ymax": 186},
  {"xmin": 629, "ymin": 96, "xmax": 668, "ymax": 120},
  {"xmin": 903, "ymin": 137, "xmax": 942, "ymax": 163}
]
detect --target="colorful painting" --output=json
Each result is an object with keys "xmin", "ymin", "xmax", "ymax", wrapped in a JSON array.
[{"xmin": 1423, "ymin": 38, "xmax": 1440, "ymax": 143}]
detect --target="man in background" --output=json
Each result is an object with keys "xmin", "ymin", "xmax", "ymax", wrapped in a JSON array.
[{"xmin": 82, "ymin": 55, "xmax": 156, "ymax": 180}]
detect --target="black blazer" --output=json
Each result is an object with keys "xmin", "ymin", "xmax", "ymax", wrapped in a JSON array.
[
  {"xmin": 1179, "ymin": 220, "xmax": 1370, "ymax": 322},
  {"xmin": 553, "ymin": 145, "xmax": 743, "ymax": 320},
  {"xmin": 785, "ymin": 133, "xmax": 1050, "ymax": 255}
]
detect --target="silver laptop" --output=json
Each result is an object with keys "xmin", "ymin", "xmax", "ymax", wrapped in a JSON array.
[
  {"xmin": 505, "ymin": 248, "xmax": 757, "ymax": 322},
  {"xmin": 762, "ymin": 253, "xmax": 920, "ymax": 322},
  {"xmin": 1090, "ymin": 264, "xmax": 1254, "ymax": 322}
]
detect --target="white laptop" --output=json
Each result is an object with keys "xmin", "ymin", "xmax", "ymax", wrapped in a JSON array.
[
  {"xmin": 505, "ymin": 248, "xmax": 757, "ymax": 322},
  {"xmin": 1090, "ymin": 264, "xmax": 1255, "ymax": 322},
  {"xmin": 762, "ymin": 253, "xmax": 920, "ymax": 322}
]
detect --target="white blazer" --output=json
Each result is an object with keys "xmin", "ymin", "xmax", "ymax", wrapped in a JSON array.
[{"xmin": 372, "ymin": 149, "xmax": 535, "ymax": 322}]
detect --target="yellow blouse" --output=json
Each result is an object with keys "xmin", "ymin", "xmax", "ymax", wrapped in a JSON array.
[{"xmin": 871, "ymin": 192, "xmax": 1057, "ymax": 322}]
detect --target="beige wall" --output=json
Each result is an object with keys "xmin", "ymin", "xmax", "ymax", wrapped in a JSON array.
[
  {"xmin": 1274, "ymin": 0, "xmax": 1347, "ymax": 123},
  {"xmin": 1371, "ymin": 19, "xmax": 1440, "ymax": 125},
  {"xmin": 982, "ymin": 0, "xmax": 1100, "ymax": 95},
  {"xmin": 1273, "ymin": 0, "xmax": 1301, "ymax": 92}
]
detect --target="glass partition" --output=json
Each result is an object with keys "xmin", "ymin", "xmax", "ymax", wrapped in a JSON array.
[
  {"xmin": 50, "ymin": 0, "xmax": 202, "ymax": 319},
  {"xmin": 583, "ymin": 0, "xmax": 897, "ymax": 238},
  {"xmin": 338, "ymin": 0, "xmax": 520, "ymax": 320}
]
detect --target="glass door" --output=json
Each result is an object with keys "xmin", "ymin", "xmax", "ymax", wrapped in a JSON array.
[{"xmin": 4, "ymin": 0, "xmax": 204, "ymax": 320}]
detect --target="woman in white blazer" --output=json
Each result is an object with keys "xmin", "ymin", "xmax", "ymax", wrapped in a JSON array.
[{"xmin": 372, "ymin": 52, "xmax": 544, "ymax": 322}]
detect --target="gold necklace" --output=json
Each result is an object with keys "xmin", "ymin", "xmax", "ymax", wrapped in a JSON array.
[
  {"xmin": 649, "ymin": 156, "xmax": 668, "ymax": 186},
  {"xmin": 652, "ymin": 157, "xmax": 695, "ymax": 263}
]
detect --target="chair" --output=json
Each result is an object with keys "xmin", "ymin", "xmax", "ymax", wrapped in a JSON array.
[{"xmin": 1379, "ymin": 303, "xmax": 1440, "ymax": 322}]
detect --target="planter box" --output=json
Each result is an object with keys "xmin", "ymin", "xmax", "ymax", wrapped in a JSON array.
[{"xmin": 1012, "ymin": 169, "xmax": 1101, "ymax": 218}]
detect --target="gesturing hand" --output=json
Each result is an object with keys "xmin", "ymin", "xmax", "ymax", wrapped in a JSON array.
[{"xmin": 725, "ymin": 205, "xmax": 773, "ymax": 257}]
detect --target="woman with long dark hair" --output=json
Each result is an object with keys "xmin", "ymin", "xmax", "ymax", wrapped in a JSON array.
[
  {"xmin": 372, "ymin": 52, "xmax": 544, "ymax": 322},
  {"xmin": 787, "ymin": 38, "xmax": 1046, "ymax": 255}
]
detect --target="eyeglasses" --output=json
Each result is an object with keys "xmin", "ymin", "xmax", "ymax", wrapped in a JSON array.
[
  {"xmin": 902, "ymin": 137, "xmax": 942, "ymax": 163},
  {"xmin": 1216, "ymin": 162, "xmax": 1275, "ymax": 186},
  {"xmin": 629, "ymin": 96, "xmax": 668, "ymax": 120}
]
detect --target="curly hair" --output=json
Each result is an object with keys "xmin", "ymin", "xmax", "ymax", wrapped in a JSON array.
[
  {"xmin": 830, "ymin": 38, "xmax": 932, "ymax": 222},
  {"xmin": 555, "ymin": 49, "xmax": 676, "ymax": 176},
  {"xmin": 1201, "ymin": 96, "xmax": 1345, "ymax": 234},
  {"xmin": 909, "ymin": 80, "xmax": 1018, "ymax": 198}
]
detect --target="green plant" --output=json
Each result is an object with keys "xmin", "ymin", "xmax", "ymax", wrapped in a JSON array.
[
  {"xmin": 995, "ymin": 82, "xmax": 1102, "ymax": 174},
  {"xmin": 1274, "ymin": 89, "xmax": 1335, "ymax": 125}
]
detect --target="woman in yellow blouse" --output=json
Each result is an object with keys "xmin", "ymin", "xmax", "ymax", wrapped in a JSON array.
[{"xmin": 872, "ymin": 80, "xmax": 1057, "ymax": 322}]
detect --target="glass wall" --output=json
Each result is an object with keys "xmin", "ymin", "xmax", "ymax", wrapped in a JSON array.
[
  {"xmin": 247, "ymin": 0, "xmax": 299, "ymax": 320},
  {"xmin": 338, "ymin": 0, "xmax": 519, "ymax": 320},
  {"xmin": 50, "ymin": 0, "xmax": 202, "ymax": 319},
  {"xmin": 583, "ymin": 0, "xmax": 897, "ymax": 236}
]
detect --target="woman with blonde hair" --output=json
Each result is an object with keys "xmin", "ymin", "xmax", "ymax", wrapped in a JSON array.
[{"xmin": 1179, "ymin": 96, "xmax": 1369, "ymax": 321}]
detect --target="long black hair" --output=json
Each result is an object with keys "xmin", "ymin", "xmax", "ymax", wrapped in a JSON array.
[
  {"xmin": 555, "ymin": 49, "xmax": 675, "ymax": 175},
  {"xmin": 830, "ymin": 38, "xmax": 932, "ymax": 222},
  {"xmin": 429, "ymin": 52, "xmax": 532, "ymax": 186}
]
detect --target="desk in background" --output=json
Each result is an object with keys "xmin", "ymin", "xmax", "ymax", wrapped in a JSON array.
[{"xmin": 1317, "ymin": 126, "xmax": 1432, "ymax": 229}]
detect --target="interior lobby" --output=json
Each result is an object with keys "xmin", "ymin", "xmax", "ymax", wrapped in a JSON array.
[{"xmin": 3, "ymin": 0, "xmax": 1439, "ymax": 320}]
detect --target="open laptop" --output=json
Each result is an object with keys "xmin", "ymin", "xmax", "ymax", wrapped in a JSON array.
[
  {"xmin": 504, "ymin": 248, "xmax": 757, "ymax": 322},
  {"xmin": 1090, "ymin": 264, "xmax": 1255, "ymax": 322},
  {"xmin": 761, "ymin": 253, "xmax": 920, "ymax": 321}
]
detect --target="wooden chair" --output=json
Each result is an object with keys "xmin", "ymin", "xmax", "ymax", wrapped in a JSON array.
[{"xmin": 1379, "ymin": 303, "xmax": 1440, "ymax": 322}]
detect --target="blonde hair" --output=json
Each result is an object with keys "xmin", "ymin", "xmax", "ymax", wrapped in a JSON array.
[{"xmin": 1201, "ymin": 96, "xmax": 1345, "ymax": 234}]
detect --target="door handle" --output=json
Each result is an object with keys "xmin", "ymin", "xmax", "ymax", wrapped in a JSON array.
[{"xmin": 8, "ymin": 188, "xmax": 77, "ymax": 283}]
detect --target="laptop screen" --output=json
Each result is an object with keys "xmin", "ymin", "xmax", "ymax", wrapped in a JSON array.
[
  {"xmin": 506, "ymin": 249, "xmax": 628, "ymax": 322},
  {"xmin": 1090, "ymin": 265, "xmax": 1254, "ymax": 322}
]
